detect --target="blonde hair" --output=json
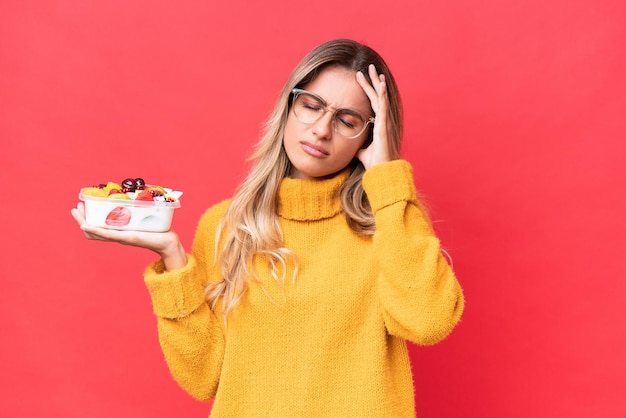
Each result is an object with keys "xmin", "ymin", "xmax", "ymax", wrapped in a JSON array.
[{"xmin": 205, "ymin": 39, "xmax": 404, "ymax": 320}]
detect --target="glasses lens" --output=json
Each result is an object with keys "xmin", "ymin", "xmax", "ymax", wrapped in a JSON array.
[
  {"xmin": 334, "ymin": 110, "xmax": 366, "ymax": 138},
  {"xmin": 293, "ymin": 92, "xmax": 325, "ymax": 124}
]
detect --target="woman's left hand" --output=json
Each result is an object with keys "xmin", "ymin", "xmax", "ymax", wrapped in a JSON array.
[{"xmin": 355, "ymin": 64, "xmax": 392, "ymax": 169}]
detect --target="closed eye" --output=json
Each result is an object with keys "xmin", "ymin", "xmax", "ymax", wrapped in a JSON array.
[
  {"xmin": 338, "ymin": 117, "xmax": 355, "ymax": 129},
  {"xmin": 336, "ymin": 111, "xmax": 362, "ymax": 129},
  {"xmin": 300, "ymin": 96, "xmax": 325, "ymax": 112}
]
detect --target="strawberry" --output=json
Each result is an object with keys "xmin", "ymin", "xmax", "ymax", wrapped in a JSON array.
[
  {"xmin": 105, "ymin": 206, "xmax": 131, "ymax": 226},
  {"xmin": 136, "ymin": 189, "xmax": 154, "ymax": 201}
]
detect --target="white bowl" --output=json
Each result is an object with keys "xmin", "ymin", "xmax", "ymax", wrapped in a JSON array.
[{"xmin": 79, "ymin": 189, "xmax": 182, "ymax": 232}]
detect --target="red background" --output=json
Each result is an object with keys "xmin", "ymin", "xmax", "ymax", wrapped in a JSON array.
[{"xmin": 1, "ymin": 0, "xmax": 625, "ymax": 417}]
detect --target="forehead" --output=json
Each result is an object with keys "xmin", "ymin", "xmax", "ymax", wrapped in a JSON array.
[{"xmin": 301, "ymin": 66, "xmax": 371, "ymax": 112}]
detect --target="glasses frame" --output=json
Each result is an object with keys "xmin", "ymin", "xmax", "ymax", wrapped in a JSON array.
[{"xmin": 291, "ymin": 88, "xmax": 375, "ymax": 139}]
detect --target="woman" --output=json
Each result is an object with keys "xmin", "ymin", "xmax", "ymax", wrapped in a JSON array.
[{"xmin": 72, "ymin": 38, "xmax": 464, "ymax": 417}]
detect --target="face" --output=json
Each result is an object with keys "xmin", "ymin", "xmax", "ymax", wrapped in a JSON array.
[{"xmin": 283, "ymin": 66, "xmax": 373, "ymax": 180}]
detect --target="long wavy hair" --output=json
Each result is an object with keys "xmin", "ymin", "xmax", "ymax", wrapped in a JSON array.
[{"xmin": 205, "ymin": 39, "xmax": 404, "ymax": 320}]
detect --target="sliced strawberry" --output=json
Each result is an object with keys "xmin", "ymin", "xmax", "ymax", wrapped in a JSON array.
[
  {"xmin": 136, "ymin": 189, "xmax": 154, "ymax": 201},
  {"xmin": 105, "ymin": 206, "xmax": 132, "ymax": 226}
]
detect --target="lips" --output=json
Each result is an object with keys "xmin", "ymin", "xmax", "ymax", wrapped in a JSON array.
[{"xmin": 300, "ymin": 141, "xmax": 329, "ymax": 158}]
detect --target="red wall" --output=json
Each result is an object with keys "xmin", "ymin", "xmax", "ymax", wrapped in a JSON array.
[{"xmin": 2, "ymin": 1, "xmax": 625, "ymax": 417}]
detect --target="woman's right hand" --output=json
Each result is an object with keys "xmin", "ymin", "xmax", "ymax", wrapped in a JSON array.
[{"xmin": 71, "ymin": 202, "xmax": 187, "ymax": 271}]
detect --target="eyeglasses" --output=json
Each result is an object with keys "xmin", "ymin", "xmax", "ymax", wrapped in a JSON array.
[{"xmin": 291, "ymin": 88, "xmax": 375, "ymax": 139}]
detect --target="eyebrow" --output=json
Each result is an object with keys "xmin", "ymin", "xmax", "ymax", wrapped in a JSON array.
[{"xmin": 302, "ymin": 90, "xmax": 370, "ymax": 118}]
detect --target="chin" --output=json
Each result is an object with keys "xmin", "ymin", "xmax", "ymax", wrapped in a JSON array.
[{"xmin": 289, "ymin": 164, "xmax": 338, "ymax": 180}]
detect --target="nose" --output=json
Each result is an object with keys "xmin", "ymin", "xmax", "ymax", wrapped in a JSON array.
[{"xmin": 312, "ymin": 110, "xmax": 334, "ymax": 139}]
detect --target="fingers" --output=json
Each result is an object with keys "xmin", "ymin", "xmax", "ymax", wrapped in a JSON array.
[
  {"xmin": 70, "ymin": 202, "xmax": 181, "ymax": 262},
  {"xmin": 80, "ymin": 227, "xmax": 112, "ymax": 242},
  {"xmin": 356, "ymin": 65, "xmax": 385, "ymax": 92},
  {"xmin": 71, "ymin": 202, "xmax": 124, "ymax": 242},
  {"xmin": 356, "ymin": 68, "xmax": 376, "ymax": 103},
  {"xmin": 368, "ymin": 64, "xmax": 388, "ymax": 114},
  {"xmin": 356, "ymin": 64, "xmax": 388, "ymax": 115},
  {"xmin": 368, "ymin": 63, "xmax": 386, "ymax": 94},
  {"xmin": 355, "ymin": 64, "xmax": 393, "ymax": 168},
  {"xmin": 71, "ymin": 202, "xmax": 86, "ymax": 226},
  {"xmin": 71, "ymin": 202, "xmax": 101, "ymax": 240}
]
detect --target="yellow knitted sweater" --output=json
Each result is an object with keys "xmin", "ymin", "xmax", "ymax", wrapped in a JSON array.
[{"xmin": 144, "ymin": 160, "xmax": 464, "ymax": 417}]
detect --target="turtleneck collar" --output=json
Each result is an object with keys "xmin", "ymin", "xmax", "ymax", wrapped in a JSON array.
[{"xmin": 277, "ymin": 169, "xmax": 350, "ymax": 221}]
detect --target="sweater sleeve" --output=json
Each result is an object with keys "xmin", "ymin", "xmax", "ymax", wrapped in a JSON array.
[
  {"xmin": 363, "ymin": 160, "xmax": 464, "ymax": 345},
  {"xmin": 143, "ymin": 201, "xmax": 230, "ymax": 401}
]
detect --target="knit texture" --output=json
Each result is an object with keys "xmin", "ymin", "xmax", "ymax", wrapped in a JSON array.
[{"xmin": 144, "ymin": 160, "xmax": 464, "ymax": 417}]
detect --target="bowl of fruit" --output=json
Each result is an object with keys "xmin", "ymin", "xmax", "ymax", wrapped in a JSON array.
[{"xmin": 79, "ymin": 177, "xmax": 183, "ymax": 232}]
